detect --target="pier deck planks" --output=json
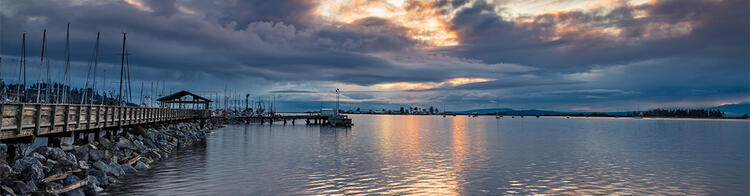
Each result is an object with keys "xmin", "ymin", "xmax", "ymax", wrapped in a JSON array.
[{"xmin": 0, "ymin": 103, "xmax": 210, "ymax": 141}]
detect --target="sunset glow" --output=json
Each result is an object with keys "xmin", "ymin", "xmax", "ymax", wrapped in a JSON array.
[
  {"xmin": 374, "ymin": 77, "xmax": 494, "ymax": 91},
  {"xmin": 317, "ymin": 0, "xmax": 459, "ymax": 47}
]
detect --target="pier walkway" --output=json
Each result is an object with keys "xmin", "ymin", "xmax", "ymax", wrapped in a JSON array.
[
  {"xmin": 227, "ymin": 114, "xmax": 331, "ymax": 125},
  {"xmin": 1, "ymin": 103, "xmax": 211, "ymax": 141}
]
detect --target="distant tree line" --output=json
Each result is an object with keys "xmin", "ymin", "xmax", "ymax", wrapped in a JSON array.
[{"xmin": 638, "ymin": 108, "xmax": 724, "ymax": 118}]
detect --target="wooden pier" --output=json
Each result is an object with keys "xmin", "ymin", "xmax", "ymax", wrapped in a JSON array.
[
  {"xmin": 229, "ymin": 114, "xmax": 330, "ymax": 125},
  {"xmin": 227, "ymin": 113, "xmax": 352, "ymax": 127},
  {"xmin": 0, "ymin": 103, "xmax": 211, "ymax": 141}
]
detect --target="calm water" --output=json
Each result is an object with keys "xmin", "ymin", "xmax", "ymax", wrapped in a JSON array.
[{"xmin": 104, "ymin": 115, "xmax": 749, "ymax": 195}]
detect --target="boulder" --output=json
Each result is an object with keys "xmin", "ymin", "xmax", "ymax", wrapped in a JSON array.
[
  {"xmin": 120, "ymin": 163, "xmax": 137, "ymax": 173},
  {"xmin": 86, "ymin": 181, "xmax": 104, "ymax": 194},
  {"xmin": 78, "ymin": 161, "xmax": 90, "ymax": 169},
  {"xmin": 12, "ymin": 156, "xmax": 42, "ymax": 173},
  {"xmin": 34, "ymin": 147, "xmax": 66, "ymax": 161},
  {"xmin": 10, "ymin": 180, "xmax": 36, "ymax": 194},
  {"xmin": 147, "ymin": 150, "xmax": 161, "ymax": 160},
  {"xmin": 116, "ymin": 137, "xmax": 136, "ymax": 150},
  {"xmin": 64, "ymin": 151, "xmax": 78, "ymax": 163},
  {"xmin": 159, "ymin": 151, "xmax": 168, "ymax": 159},
  {"xmin": 29, "ymin": 152, "xmax": 47, "ymax": 162},
  {"xmin": 20, "ymin": 163, "xmax": 45, "ymax": 182},
  {"xmin": 143, "ymin": 138, "xmax": 157, "ymax": 148},
  {"xmin": 134, "ymin": 161, "xmax": 149, "ymax": 170},
  {"xmin": 62, "ymin": 174, "xmax": 81, "ymax": 186},
  {"xmin": 57, "ymin": 158, "xmax": 78, "ymax": 169},
  {"xmin": 86, "ymin": 171, "xmax": 109, "ymax": 186},
  {"xmin": 98, "ymin": 138, "xmax": 114, "ymax": 149},
  {"xmin": 92, "ymin": 161, "xmax": 117, "ymax": 177},
  {"xmin": 88, "ymin": 149, "xmax": 103, "ymax": 162},
  {"xmin": 36, "ymin": 181, "xmax": 62, "ymax": 194},
  {"xmin": 103, "ymin": 150, "xmax": 112, "ymax": 160},
  {"xmin": 73, "ymin": 147, "xmax": 89, "ymax": 162},
  {"xmin": 86, "ymin": 175, "xmax": 100, "ymax": 186},
  {"xmin": 107, "ymin": 162, "xmax": 125, "ymax": 177},
  {"xmin": 133, "ymin": 140, "xmax": 147, "ymax": 151},
  {"xmin": 45, "ymin": 159, "xmax": 59, "ymax": 167},
  {"xmin": 0, "ymin": 163, "xmax": 13, "ymax": 178}
]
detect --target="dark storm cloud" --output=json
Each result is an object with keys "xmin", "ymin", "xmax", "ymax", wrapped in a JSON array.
[
  {"xmin": 448, "ymin": 0, "xmax": 749, "ymax": 72},
  {"xmin": 0, "ymin": 0, "xmax": 747, "ymax": 111},
  {"xmin": 269, "ymin": 90, "xmax": 317, "ymax": 94},
  {"xmin": 0, "ymin": 0, "xmax": 446, "ymax": 87},
  {"xmin": 180, "ymin": 0, "xmax": 320, "ymax": 29}
]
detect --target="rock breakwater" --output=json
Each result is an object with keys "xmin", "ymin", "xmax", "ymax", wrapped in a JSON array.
[{"xmin": 0, "ymin": 120, "xmax": 217, "ymax": 196}]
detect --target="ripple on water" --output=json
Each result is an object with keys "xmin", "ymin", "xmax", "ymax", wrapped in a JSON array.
[{"xmin": 103, "ymin": 117, "xmax": 749, "ymax": 195}]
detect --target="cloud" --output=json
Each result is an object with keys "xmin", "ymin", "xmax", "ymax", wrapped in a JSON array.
[
  {"xmin": 448, "ymin": 0, "xmax": 749, "ymax": 72},
  {"xmin": 0, "ymin": 0, "xmax": 746, "ymax": 111}
]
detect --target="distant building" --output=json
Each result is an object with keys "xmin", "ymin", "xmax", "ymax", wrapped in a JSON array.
[{"xmin": 321, "ymin": 108, "xmax": 335, "ymax": 117}]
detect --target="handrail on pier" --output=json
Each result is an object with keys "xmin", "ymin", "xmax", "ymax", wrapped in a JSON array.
[{"xmin": 0, "ymin": 103, "xmax": 211, "ymax": 141}]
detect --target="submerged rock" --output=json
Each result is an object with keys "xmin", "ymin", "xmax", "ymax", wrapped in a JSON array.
[
  {"xmin": 121, "ymin": 164, "xmax": 137, "ymax": 173},
  {"xmin": 134, "ymin": 161, "xmax": 149, "ymax": 170},
  {"xmin": 108, "ymin": 162, "xmax": 125, "ymax": 177},
  {"xmin": 86, "ymin": 171, "xmax": 108, "ymax": 186}
]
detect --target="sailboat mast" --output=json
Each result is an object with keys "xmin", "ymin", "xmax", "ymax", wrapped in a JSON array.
[
  {"xmin": 140, "ymin": 81, "xmax": 143, "ymax": 106},
  {"xmin": 91, "ymin": 32, "xmax": 100, "ymax": 104},
  {"xmin": 102, "ymin": 69, "xmax": 107, "ymax": 105},
  {"xmin": 36, "ymin": 29, "xmax": 46, "ymax": 103},
  {"xmin": 62, "ymin": 23, "xmax": 71, "ymax": 103},
  {"xmin": 125, "ymin": 47, "xmax": 132, "ymax": 104},
  {"xmin": 118, "ymin": 33, "xmax": 126, "ymax": 106},
  {"xmin": 17, "ymin": 33, "xmax": 26, "ymax": 102}
]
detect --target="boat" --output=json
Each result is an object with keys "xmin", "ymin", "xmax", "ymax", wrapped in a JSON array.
[
  {"xmin": 328, "ymin": 115, "xmax": 353, "ymax": 127},
  {"xmin": 471, "ymin": 112, "xmax": 479, "ymax": 117},
  {"xmin": 327, "ymin": 89, "xmax": 352, "ymax": 127}
]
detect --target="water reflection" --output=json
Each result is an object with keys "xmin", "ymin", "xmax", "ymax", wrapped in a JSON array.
[{"xmin": 104, "ymin": 115, "xmax": 749, "ymax": 195}]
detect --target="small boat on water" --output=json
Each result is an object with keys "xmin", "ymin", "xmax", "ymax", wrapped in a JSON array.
[{"xmin": 328, "ymin": 115, "xmax": 353, "ymax": 127}]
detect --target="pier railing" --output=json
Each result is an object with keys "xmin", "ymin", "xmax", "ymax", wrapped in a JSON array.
[{"xmin": 0, "ymin": 103, "xmax": 211, "ymax": 140}]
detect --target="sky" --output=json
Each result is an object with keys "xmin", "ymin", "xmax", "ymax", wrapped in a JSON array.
[{"xmin": 0, "ymin": 0, "xmax": 747, "ymax": 112}]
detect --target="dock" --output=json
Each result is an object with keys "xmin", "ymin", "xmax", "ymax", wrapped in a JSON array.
[{"xmin": 226, "ymin": 114, "xmax": 336, "ymax": 125}]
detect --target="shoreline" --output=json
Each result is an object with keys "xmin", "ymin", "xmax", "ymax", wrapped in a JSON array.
[
  {"xmin": 0, "ymin": 120, "xmax": 219, "ymax": 195},
  {"xmin": 339, "ymin": 113, "xmax": 749, "ymax": 120}
]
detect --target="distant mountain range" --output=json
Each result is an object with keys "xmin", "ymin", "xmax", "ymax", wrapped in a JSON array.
[
  {"xmin": 707, "ymin": 103, "xmax": 750, "ymax": 117},
  {"xmin": 456, "ymin": 103, "xmax": 750, "ymax": 117}
]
